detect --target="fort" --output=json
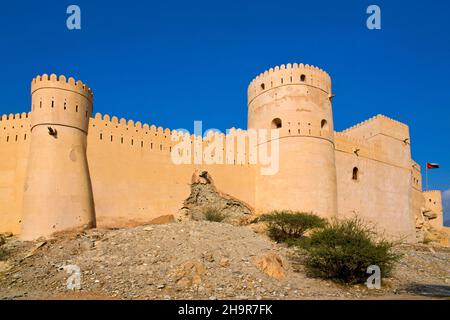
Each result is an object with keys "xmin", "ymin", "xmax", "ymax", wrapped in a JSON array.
[{"xmin": 0, "ymin": 63, "xmax": 445, "ymax": 243}]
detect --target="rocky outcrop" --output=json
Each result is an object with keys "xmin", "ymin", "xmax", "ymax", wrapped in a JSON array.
[
  {"xmin": 416, "ymin": 207, "xmax": 449, "ymax": 246},
  {"xmin": 178, "ymin": 169, "xmax": 254, "ymax": 225}
]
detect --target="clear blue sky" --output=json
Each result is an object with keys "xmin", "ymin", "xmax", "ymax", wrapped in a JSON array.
[{"xmin": 1, "ymin": 0, "xmax": 449, "ymax": 221}]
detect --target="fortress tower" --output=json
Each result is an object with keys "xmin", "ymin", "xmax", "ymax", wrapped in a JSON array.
[
  {"xmin": 248, "ymin": 63, "xmax": 338, "ymax": 218},
  {"xmin": 20, "ymin": 74, "xmax": 95, "ymax": 240}
]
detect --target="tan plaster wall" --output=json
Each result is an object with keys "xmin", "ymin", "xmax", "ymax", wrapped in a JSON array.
[
  {"xmin": 0, "ymin": 113, "xmax": 30, "ymax": 234},
  {"xmin": 334, "ymin": 115, "xmax": 416, "ymax": 242},
  {"xmin": 335, "ymin": 146, "xmax": 415, "ymax": 242},
  {"xmin": 0, "ymin": 65, "xmax": 444, "ymax": 243},
  {"xmin": 248, "ymin": 63, "xmax": 337, "ymax": 219},
  {"xmin": 86, "ymin": 114, "xmax": 256, "ymax": 228},
  {"xmin": 20, "ymin": 75, "xmax": 96, "ymax": 240}
]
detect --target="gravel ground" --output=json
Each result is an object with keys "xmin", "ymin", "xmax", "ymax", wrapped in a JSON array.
[{"xmin": 0, "ymin": 221, "xmax": 449, "ymax": 300}]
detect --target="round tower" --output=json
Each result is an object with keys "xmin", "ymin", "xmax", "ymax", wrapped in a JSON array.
[
  {"xmin": 21, "ymin": 74, "xmax": 95, "ymax": 240},
  {"xmin": 248, "ymin": 63, "xmax": 337, "ymax": 219}
]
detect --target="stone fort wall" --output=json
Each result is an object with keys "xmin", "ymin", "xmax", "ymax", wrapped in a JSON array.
[{"xmin": 0, "ymin": 65, "xmax": 444, "ymax": 242}]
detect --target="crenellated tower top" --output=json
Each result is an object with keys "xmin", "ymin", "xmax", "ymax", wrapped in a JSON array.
[
  {"xmin": 247, "ymin": 63, "xmax": 331, "ymax": 103},
  {"xmin": 31, "ymin": 74, "xmax": 93, "ymax": 102}
]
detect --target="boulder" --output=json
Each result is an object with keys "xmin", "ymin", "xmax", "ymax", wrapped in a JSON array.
[
  {"xmin": 169, "ymin": 260, "xmax": 206, "ymax": 288},
  {"xmin": 253, "ymin": 253, "xmax": 286, "ymax": 279}
]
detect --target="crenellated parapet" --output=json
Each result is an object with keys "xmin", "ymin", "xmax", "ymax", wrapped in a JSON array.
[
  {"xmin": 334, "ymin": 131, "xmax": 379, "ymax": 159},
  {"xmin": 248, "ymin": 63, "xmax": 331, "ymax": 103},
  {"xmin": 90, "ymin": 112, "xmax": 173, "ymax": 151},
  {"xmin": 340, "ymin": 114, "xmax": 409, "ymax": 142},
  {"xmin": 0, "ymin": 112, "xmax": 31, "ymax": 144},
  {"xmin": 30, "ymin": 74, "xmax": 93, "ymax": 133},
  {"xmin": 31, "ymin": 74, "xmax": 93, "ymax": 102},
  {"xmin": 89, "ymin": 113, "xmax": 269, "ymax": 165}
]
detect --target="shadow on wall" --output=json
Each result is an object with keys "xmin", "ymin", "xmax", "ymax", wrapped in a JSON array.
[{"xmin": 443, "ymin": 189, "xmax": 450, "ymax": 227}]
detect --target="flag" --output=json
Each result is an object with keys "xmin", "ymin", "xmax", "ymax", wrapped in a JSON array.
[{"xmin": 427, "ymin": 163, "xmax": 440, "ymax": 169}]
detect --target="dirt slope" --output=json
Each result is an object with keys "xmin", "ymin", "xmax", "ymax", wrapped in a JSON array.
[{"xmin": 0, "ymin": 221, "xmax": 449, "ymax": 300}]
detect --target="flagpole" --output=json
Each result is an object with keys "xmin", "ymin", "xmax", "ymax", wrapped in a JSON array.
[{"xmin": 425, "ymin": 164, "xmax": 428, "ymax": 191}]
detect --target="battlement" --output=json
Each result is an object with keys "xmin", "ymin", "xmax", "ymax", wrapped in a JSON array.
[
  {"xmin": 31, "ymin": 74, "xmax": 93, "ymax": 102},
  {"xmin": 334, "ymin": 132, "xmax": 379, "ymax": 159},
  {"xmin": 0, "ymin": 112, "xmax": 30, "ymax": 122},
  {"xmin": 248, "ymin": 63, "xmax": 331, "ymax": 103},
  {"xmin": 341, "ymin": 114, "xmax": 408, "ymax": 134},
  {"xmin": 339, "ymin": 114, "xmax": 409, "ymax": 143},
  {"xmin": 91, "ymin": 112, "xmax": 173, "ymax": 136}
]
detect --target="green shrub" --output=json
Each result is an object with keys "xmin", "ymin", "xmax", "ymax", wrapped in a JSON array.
[
  {"xmin": 203, "ymin": 207, "xmax": 227, "ymax": 222},
  {"xmin": 260, "ymin": 211, "xmax": 327, "ymax": 243},
  {"xmin": 302, "ymin": 217, "xmax": 401, "ymax": 284}
]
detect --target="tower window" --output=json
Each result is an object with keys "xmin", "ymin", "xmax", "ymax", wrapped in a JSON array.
[
  {"xmin": 300, "ymin": 74, "xmax": 306, "ymax": 82},
  {"xmin": 271, "ymin": 118, "xmax": 282, "ymax": 129},
  {"xmin": 352, "ymin": 167, "xmax": 359, "ymax": 181},
  {"xmin": 260, "ymin": 83, "xmax": 265, "ymax": 90},
  {"xmin": 321, "ymin": 119, "xmax": 329, "ymax": 130}
]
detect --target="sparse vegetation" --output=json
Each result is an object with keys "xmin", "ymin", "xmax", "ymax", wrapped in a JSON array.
[
  {"xmin": 300, "ymin": 217, "xmax": 401, "ymax": 284},
  {"xmin": 203, "ymin": 207, "xmax": 227, "ymax": 222},
  {"xmin": 260, "ymin": 211, "xmax": 327, "ymax": 243}
]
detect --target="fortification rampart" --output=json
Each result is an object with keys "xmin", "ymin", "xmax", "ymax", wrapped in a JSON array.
[
  {"xmin": 31, "ymin": 74, "xmax": 93, "ymax": 101},
  {"xmin": 341, "ymin": 114, "xmax": 410, "ymax": 142},
  {"xmin": 86, "ymin": 113, "xmax": 257, "ymax": 228},
  {"xmin": 89, "ymin": 113, "xmax": 264, "ymax": 166},
  {"xmin": 0, "ymin": 113, "xmax": 31, "ymax": 143},
  {"xmin": 248, "ymin": 63, "xmax": 331, "ymax": 103},
  {"xmin": 0, "ymin": 113, "xmax": 31, "ymax": 234},
  {"xmin": 0, "ymin": 66, "xmax": 443, "ymax": 243}
]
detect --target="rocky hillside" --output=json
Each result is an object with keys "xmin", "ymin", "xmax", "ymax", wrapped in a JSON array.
[{"xmin": 0, "ymin": 221, "xmax": 449, "ymax": 300}]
